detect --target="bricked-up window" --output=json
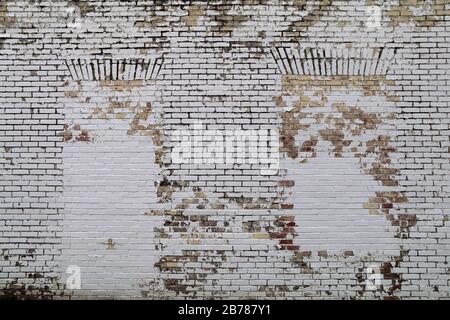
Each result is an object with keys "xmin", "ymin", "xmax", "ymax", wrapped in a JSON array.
[
  {"xmin": 65, "ymin": 57, "xmax": 164, "ymax": 81},
  {"xmin": 271, "ymin": 46, "xmax": 396, "ymax": 76}
]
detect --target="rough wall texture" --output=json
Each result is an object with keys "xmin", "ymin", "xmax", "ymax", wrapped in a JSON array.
[{"xmin": 0, "ymin": 0, "xmax": 449, "ymax": 299}]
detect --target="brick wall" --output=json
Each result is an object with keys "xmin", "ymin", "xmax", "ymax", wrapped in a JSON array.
[{"xmin": 1, "ymin": 0, "xmax": 449, "ymax": 299}]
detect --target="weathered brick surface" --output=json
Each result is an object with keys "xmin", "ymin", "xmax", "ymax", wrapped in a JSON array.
[{"xmin": 0, "ymin": 0, "xmax": 449, "ymax": 299}]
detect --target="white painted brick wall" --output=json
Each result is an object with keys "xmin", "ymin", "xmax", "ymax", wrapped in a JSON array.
[{"xmin": 0, "ymin": 0, "xmax": 449, "ymax": 299}]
